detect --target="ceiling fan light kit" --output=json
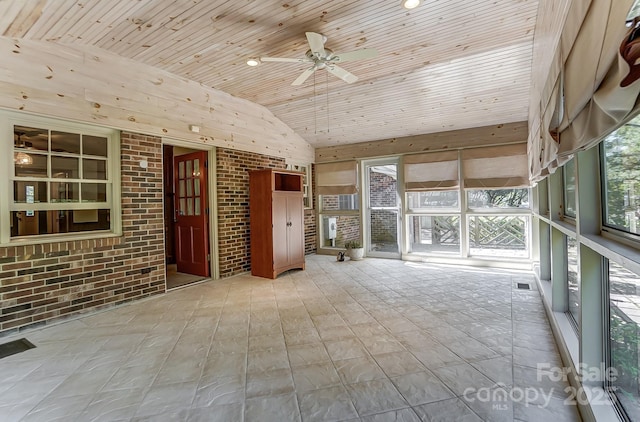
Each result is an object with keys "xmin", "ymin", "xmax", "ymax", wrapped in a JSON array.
[{"xmin": 259, "ymin": 32, "xmax": 378, "ymax": 86}]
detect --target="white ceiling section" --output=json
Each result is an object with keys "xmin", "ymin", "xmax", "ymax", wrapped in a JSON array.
[{"xmin": 0, "ymin": 0, "xmax": 538, "ymax": 149}]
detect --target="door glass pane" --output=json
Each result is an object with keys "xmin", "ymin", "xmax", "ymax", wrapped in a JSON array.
[
  {"xmin": 179, "ymin": 198, "xmax": 186, "ymax": 215},
  {"xmin": 51, "ymin": 131, "xmax": 80, "ymax": 154},
  {"xmin": 51, "ymin": 182, "xmax": 79, "ymax": 203},
  {"xmin": 14, "ymin": 181, "xmax": 47, "ymax": 203},
  {"xmin": 52, "ymin": 156, "xmax": 79, "ymax": 179},
  {"xmin": 369, "ymin": 165, "xmax": 397, "ymax": 208},
  {"xmin": 195, "ymin": 198, "xmax": 201, "ymax": 216},
  {"xmin": 179, "ymin": 161, "xmax": 185, "ymax": 179},
  {"xmin": 187, "ymin": 160, "xmax": 192, "ymax": 178},
  {"xmin": 179, "ymin": 180, "xmax": 185, "ymax": 197},
  {"xmin": 194, "ymin": 178, "xmax": 200, "ymax": 195},
  {"xmin": 15, "ymin": 153, "xmax": 47, "ymax": 177},
  {"xmin": 370, "ymin": 209, "xmax": 398, "ymax": 253},
  {"xmin": 367, "ymin": 163, "xmax": 399, "ymax": 255},
  {"xmin": 187, "ymin": 198, "xmax": 194, "ymax": 216},
  {"xmin": 408, "ymin": 215, "xmax": 460, "ymax": 255},
  {"xmin": 193, "ymin": 159, "xmax": 200, "ymax": 177},
  {"xmin": 187, "ymin": 179, "xmax": 193, "ymax": 196}
]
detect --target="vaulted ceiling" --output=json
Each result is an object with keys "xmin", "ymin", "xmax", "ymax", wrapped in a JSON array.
[{"xmin": 1, "ymin": 0, "xmax": 538, "ymax": 148}]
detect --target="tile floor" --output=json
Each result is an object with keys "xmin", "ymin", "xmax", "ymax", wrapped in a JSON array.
[{"xmin": 0, "ymin": 255, "xmax": 582, "ymax": 422}]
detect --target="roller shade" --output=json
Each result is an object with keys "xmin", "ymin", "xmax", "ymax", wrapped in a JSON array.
[
  {"xmin": 463, "ymin": 144, "xmax": 529, "ymax": 188},
  {"xmin": 316, "ymin": 161, "xmax": 358, "ymax": 195},
  {"xmin": 404, "ymin": 151, "xmax": 459, "ymax": 191}
]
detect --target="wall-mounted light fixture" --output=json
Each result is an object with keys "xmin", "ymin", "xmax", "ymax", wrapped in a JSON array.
[{"xmin": 401, "ymin": 0, "xmax": 421, "ymax": 9}]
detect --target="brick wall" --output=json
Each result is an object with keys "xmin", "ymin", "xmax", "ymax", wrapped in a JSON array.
[
  {"xmin": 216, "ymin": 149, "xmax": 317, "ymax": 278},
  {"xmin": 0, "ymin": 132, "xmax": 165, "ymax": 335}
]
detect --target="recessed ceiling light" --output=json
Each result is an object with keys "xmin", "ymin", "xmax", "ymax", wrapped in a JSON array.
[
  {"xmin": 402, "ymin": 0, "xmax": 421, "ymax": 9},
  {"xmin": 246, "ymin": 58, "xmax": 260, "ymax": 66}
]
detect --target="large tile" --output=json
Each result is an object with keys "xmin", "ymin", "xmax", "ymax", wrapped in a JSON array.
[
  {"xmin": 245, "ymin": 392, "xmax": 301, "ymax": 422},
  {"xmin": 413, "ymin": 397, "xmax": 483, "ymax": 422},
  {"xmin": 292, "ymin": 362, "xmax": 342, "ymax": 392},
  {"xmin": 335, "ymin": 355, "xmax": 387, "ymax": 384},
  {"xmin": 373, "ymin": 352, "xmax": 426, "ymax": 377},
  {"xmin": 325, "ymin": 338, "xmax": 369, "ymax": 361},
  {"xmin": 391, "ymin": 371, "xmax": 455, "ymax": 406},
  {"xmin": 246, "ymin": 368, "xmax": 294, "ymax": 398},
  {"xmin": 346, "ymin": 379, "xmax": 409, "ymax": 417},
  {"xmin": 432, "ymin": 363, "xmax": 496, "ymax": 396},
  {"xmin": 361, "ymin": 408, "xmax": 421, "ymax": 422},
  {"xmin": 298, "ymin": 385, "xmax": 358, "ymax": 422},
  {"xmin": 78, "ymin": 388, "xmax": 145, "ymax": 422},
  {"xmin": 134, "ymin": 381, "xmax": 198, "ymax": 417},
  {"xmin": 193, "ymin": 374, "xmax": 245, "ymax": 406}
]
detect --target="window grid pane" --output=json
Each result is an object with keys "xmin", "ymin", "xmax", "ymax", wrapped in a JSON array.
[{"xmin": 10, "ymin": 123, "xmax": 114, "ymax": 238}]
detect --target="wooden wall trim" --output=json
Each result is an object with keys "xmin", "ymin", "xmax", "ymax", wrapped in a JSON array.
[
  {"xmin": 315, "ymin": 121, "xmax": 528, "ymax": 163},
  {"xmin": 0, "ymin": 36, "xmax": 314, "ymax": 163}
]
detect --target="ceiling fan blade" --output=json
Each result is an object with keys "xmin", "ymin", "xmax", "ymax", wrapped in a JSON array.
[
  {"xmin": 326, "ymin": 64, "xmax": 358, "ymax": 84},
  {"xmin": 306, "ymin": 32, "xmax": 325, "ymax": 57},
  {"xmin": 331, "ymin": 48, "xmax": 378, "ymax": 63},
  {"xmin": 260, "ymin": 57, "xmax": 312, "ymax": 63},
  {"xmin": 292, "ymin": 66, "xmax": 317, "ymax": 86}
]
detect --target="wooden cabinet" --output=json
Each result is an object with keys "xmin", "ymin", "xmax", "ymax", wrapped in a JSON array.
[{"xmin": 249, "ymin": 169, "xmax": 305, "ymax": 279}]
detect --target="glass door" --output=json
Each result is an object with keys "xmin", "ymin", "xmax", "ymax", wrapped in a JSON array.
[{"xmin": 365, "ymin": 160, "xmax": 401, "ymax": 258}]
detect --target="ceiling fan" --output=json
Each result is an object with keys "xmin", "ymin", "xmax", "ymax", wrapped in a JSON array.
[{"xmin": 260, "ymin": 32, "xmax": 378, "ymax": 86}]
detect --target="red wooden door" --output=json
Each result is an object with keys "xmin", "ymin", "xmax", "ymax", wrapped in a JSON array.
[{"xmin": 174, "ymin": 151, "xmax": 209, "ymax": 277}]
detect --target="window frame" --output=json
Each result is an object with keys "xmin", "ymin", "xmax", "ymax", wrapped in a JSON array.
[
  {"xmin": 1, "ymin": 111, "xmax": 121, "ymax": 245},
  {"xmin": 563, "ymin": 157, "xmax": 577, "ymax": 221},
  {"xmin": 599, "ymin": 140, "xmax": 640, "ymax": 244},
  {"xmin": 286, "ymin": 162, "xmax": 313, "ymax": 209}
]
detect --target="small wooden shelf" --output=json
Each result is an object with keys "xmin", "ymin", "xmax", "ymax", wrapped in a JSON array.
[{"xmin": 274, "ymin": 171, "xmax": 303, "ymax": 192}]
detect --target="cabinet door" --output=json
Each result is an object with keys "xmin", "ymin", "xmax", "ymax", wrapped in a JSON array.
[
  {"xmin": 286, "ymin": 195, "xmax": 305, "ymax": 265},
  {"xmin": 272, "ymin": 193, "xmax": 289, "ymax": 269}
]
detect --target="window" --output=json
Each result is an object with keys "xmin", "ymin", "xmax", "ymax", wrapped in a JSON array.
[
  {"xmin": 466, "ymin": 189, "xmax": 529, "ymax": 209},
  {"xmin": 407, "ymin": 191, "xmax": 459, "ymax": 211},
  {"xmin": 286, "ymin": 162, "xmax": 312, "ymax": 209},
  {"xmin": 563, "ymin": 158, "xmax": 577, "ymax": 218},
  {"xmin": 4, "ymin": 113, "xmax": 120, "ymax": 243},
  {"xmin": 408, "ymin": 215, "xmax": 460, "ymax": 255},
  {"xmin": 567, "ymin": 236, "xmax": 579, "ymax": 330},
  {"xmin": 468, "ymin": 215, "xmax": 529, "ymax": 258},
  {"xmin": 608, "ymin": 260, "xmax": 640, "ymax": 420},
  {"xmin": 601, "ymin": 118, "xmax": 640, "ymax": 236}
]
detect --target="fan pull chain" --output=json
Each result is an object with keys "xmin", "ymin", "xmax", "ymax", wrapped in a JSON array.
[
  {"xmin": 313, "ymin": 71, "xmax": 317, "ymax": 135},
  {"xmin": 326, "ymin": 70, "xmax": 330, "ymax": 134}
]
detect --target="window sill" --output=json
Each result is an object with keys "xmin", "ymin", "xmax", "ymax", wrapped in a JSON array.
[
  {"xmin": 1, "ymin": 231, "xmax": 122, "ymax": 249},
  {"xmin": 581, "ymin": 233, "xmax": 640, "ymax": 276}
]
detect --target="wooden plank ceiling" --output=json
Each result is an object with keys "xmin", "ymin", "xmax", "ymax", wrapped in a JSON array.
[{"xmin": 0, "ymin": 0, "xmax": 538, "ymax": 148}]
